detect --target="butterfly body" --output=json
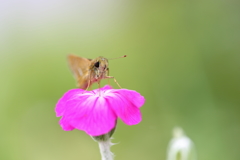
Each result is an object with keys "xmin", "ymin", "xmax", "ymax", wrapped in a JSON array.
[{"xmin": 67, "ymin": 54, "xmax": 120, "ymax": 90}]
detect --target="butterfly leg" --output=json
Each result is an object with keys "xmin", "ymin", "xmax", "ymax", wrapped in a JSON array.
[
  {"xmin": 97, "ymin": 80, "xmax": 101, "ymax": 96},
  {"xmin": 98, "ymin": 80, "xmax": 101, "ymax": 89},
  {"xmin": 86, "ymin": 78, "xmax": 91, "ymax": 90},
  {"xmin": 107, "ymin": 68, "xmax": 111, "ymax": 86},
  {"xmin": 82, "ymin": 73, "xmax": 91, "ymax": 94},
  {"xmin": 105, "ymin": 76, "xmax": 122, "ymax": 89}
]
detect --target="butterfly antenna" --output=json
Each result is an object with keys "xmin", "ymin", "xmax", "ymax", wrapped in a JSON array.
[{"xmin": 109, "ymin": 55, "xmax": 127, "ymax": 60}]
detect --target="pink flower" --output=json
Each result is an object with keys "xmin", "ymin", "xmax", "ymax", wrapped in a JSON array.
[{"xmin": 55, "ymin": 85, "xmax": 145, "ymax": 136}]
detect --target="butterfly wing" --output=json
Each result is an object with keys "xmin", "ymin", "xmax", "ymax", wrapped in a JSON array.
[{"xmin": 67, "ymin": 54, "xmax": 91, "ymax": 89}]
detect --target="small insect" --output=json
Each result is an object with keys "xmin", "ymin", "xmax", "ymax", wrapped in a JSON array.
[{"xmin": 67, "ymin": 54, "xmax": 126, "ymax": 90}]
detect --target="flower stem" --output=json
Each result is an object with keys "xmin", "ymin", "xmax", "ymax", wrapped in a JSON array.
[{"xmin": 98, "ymin": 139, "xmax": 113, "ymax": 160}]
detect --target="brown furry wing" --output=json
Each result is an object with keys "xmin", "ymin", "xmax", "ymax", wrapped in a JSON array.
[{"xmin": 67, "ymin": 54, "xmax": 91, "ymax": 89}]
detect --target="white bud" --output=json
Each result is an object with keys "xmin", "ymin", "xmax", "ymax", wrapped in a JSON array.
[{"xmin": 166, "ymin": 127, "xmax": 197, "ymax": 160}]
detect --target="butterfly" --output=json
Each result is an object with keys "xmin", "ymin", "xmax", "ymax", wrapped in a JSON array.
[{"xmin": 67, "ymin": 54, "xmax": 126, "ymax": 90}]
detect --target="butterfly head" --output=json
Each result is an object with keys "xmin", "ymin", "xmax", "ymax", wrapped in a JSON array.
[{"xmin": 92, "ymin": 56, "xmax": 109, "ymax": 74}]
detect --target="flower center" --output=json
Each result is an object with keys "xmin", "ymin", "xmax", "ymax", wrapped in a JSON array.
[{"xmin": 96, "ymin": 89, "xmax": 103, "ymax": 97}]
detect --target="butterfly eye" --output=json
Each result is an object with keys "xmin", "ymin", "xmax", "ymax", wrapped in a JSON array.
[{"xmin": 94, "ymin": 61, "xmax": 100, "ymax": 68}]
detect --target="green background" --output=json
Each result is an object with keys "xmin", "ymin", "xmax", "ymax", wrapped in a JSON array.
[{"xmin": 1, "ymin": 0, "xmax": 240, "ymax": 159}]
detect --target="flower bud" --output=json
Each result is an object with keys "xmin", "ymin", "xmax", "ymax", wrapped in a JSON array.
[{"xmin": 166, "ymin": 127, "xmax": 197, "ymax": 160}]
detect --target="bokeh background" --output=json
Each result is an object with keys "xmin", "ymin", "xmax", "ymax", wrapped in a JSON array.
[{"xmin": 1, "ymin": 0, "xmax": 240, "ymax": 160}]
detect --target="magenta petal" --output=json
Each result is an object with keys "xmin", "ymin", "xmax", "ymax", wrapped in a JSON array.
[
  {"xmin": 60, "ymin": 117, "xmax": 75, "ymax": 131},
  {"xmin": 101, "ymin": 85, "xmax": 113, "ymax": 90},
  {"xmin": 55, "ymin": 86, "xmax": 145, "ymax": 136},
  {"xmin": 116, "ymin": 89, "xmax": 145, "ymax": 108},
  {"xmin": 55, "ymin": 89, "xmax": 84, "ymax": 117},
  {"xmin": 105, "ymin": 89, "xmax": 144, "ymax": 125},
  {"xmin": 61, "ymin": 94, "xmax": 117, "ymax": 136}
]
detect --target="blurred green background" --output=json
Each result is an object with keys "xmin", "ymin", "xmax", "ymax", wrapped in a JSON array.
[{"xmin": 1, "ymin": 0, "xmax": 240, "ymax": 160}]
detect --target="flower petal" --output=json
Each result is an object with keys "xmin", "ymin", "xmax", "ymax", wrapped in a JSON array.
[
  {"xmin": 60, "ymin": 94, "xmax": 117, "ymax": 136},
  {"xmin": 55, "ymin": 89, "xmax": 84, "ymax": 117},
  {"xmin": 116, "ymin": 89, "xmax": 145, "ymax": 108},
  {"xmin": 101, "ymin": 85, "xmax": 113, "ymax": 90},
  {"xmin": 105, "ymin": 89, "xmax": 144, "ymax": 125},
  {"xmin": 59, "ymin": 117, "xmax": 75, "ymax": 131},
  {"xmin": 55, "ymin": 86, "xmax": 145, "ymax": 136}
]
